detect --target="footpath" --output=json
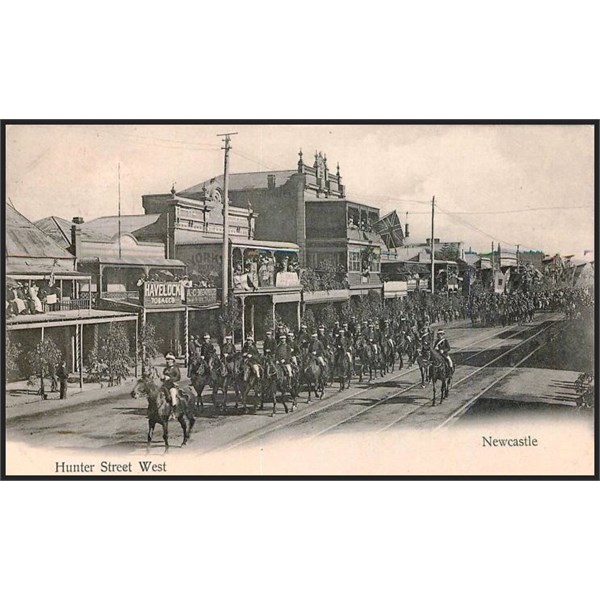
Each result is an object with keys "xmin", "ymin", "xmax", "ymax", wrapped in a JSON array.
[{"xmin": 4, "ymin": 317, "xmax": 472, "ymax": 423}]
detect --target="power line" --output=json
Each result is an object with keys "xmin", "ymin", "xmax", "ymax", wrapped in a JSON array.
[
  {"xmin": 440, "ymin": 205, "xmax": 592, "ymax": 215},
  {"xmin": 437, "ymin": 204, "xmax": 536, "ymax": 249},
  {"xmin": 400, "ymin": 205, "xmax": 593, "ymax": 215}
]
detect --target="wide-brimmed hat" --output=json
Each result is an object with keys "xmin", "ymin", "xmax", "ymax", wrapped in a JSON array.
[
  {"xmin": 165, "ymin": 352, "xmax": 176, "ymax": 360},
  {"xmin": 203, "ymin": 333, "xmax": 211, "ymax": 339}
]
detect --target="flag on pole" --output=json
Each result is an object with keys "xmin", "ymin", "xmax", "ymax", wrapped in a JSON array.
[{"xmin": 373, "ymin": 210, "xmax": 404, "ymax": 249}]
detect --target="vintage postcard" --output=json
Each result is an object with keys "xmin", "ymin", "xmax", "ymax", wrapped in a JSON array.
[{"xmin": 2, "ymin": 121, "xmax": 597, "ymax": 478}]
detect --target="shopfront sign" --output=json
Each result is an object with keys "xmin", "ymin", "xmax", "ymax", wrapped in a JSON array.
[
  {"xmin": 143, "ymin": 281, "xmax": 183, "ymax": 307},
  {"xmin": 185, "ymin": 286, "xmax": 218, "ymax": 306}
]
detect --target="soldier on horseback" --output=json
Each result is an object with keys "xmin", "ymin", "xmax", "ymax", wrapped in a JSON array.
[
  {"xmin": 317, "ymin": 325, "xmax": 331, "ymax": 350},
  {"xmin": 334, "ymin": 329, "xmax": 352, "ymax": 368},
  {"xmin": 242, "ymin": 334, "xmax": 261, "ymax": 378},
  {"xmin": 287, "ymin": 331, "xmax": 300, "ymax": 369},
  {"xmin": 433, "ymin": 330, "xmax": 453, "ymax": 371},
  {"xmin": 275, "ymin": 333, "xmax": 294, "ymax": 382},
  {"xmin": 263, "ymin": 330, "xmax": 277, "ymax": 356},
  {"xmin": 418, "ymin": 321, "xmax": 432, "ymax": 348},
  {"xmin": 161, "ymin": 352, "xmax": 181, "ymax": 407},
  {"xmin": 308, "ymin": 332, "xmax": 327, "ymax": 369},
  {"xmin": 220, "ymin": 334, "xmax": 237, "ymax": 374},
  {"xmin": 297, "ymin": 322, "xmax": 311, "ymax": 349},
  {"xmin": 199, "ymin": 333, "xmax": 217, "ymax": 362}
]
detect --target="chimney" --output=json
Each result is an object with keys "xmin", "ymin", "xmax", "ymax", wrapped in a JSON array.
[
  {"xmin": 267, "ymin": 174, "xmax": 276, "ymax": 190},
  {"xmin": 71, "ymin": 217, "xmax": 83, "ymax": 258}
]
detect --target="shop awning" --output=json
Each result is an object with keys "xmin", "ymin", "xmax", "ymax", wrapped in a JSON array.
[{"xmin": 78, "ymin": 256, "xmax": 186, "ymax": 268}]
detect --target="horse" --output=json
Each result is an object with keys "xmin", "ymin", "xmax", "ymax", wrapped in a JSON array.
[
  {"xmin": 189, "ymin": 356, "xmax": 212, "ymax": 411},
  {"xmin": 235, "ymin": 354, "xmax": 263, "ymax": 412},
  {"xmin": 380, "ymin": 337, "xmax": 396, "ymax": 374},
  {"xmin": 394, "ymin": 331, "xmax": 410, "ymax": 369},
  {"xmin": 429, "ymin": 349, "xmax": 452, "ymax": 406},
  {"xmin": 209, "ymin": 355, "xmax": 232, "ymax": 413},
  {"xmin": 262, "ymin": 357, "xmax": 295, "ymax": 416},
  {"xmin": 300, "ymin": 351, "xmax": 326, "ymax": 401},
  {"xmin": 417, "ymin": 346, "xmax": 431, "ymax": 388},
  {"xmin": 333, "ymin": 348, "xmax": 353, "ymax": 391},
  {"xmin": 131, "ymin": 376, "xmax": 196, "ymax": 451},
  {"xmin": 356, "ymin": 339, "xmax": 377, "ymax": 383}
]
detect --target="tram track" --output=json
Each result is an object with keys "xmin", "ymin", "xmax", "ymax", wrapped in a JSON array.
[
  {"xmin": 203, "ymin": 317, "xmax": 556, "ymax": 453},
  {"xmin": 310, "ymin": 318, "xmax": 561, "ymax": 437}
]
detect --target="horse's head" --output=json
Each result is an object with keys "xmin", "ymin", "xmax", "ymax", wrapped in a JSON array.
[{"xmin": 131, "ymin": 375, "xmax": 153, "ymax": 399}]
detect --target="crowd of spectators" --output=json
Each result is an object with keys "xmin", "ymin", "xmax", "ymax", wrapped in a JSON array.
[{"xmin": 6, "ymin": 279, "xmax": 61, "ymax": 317}]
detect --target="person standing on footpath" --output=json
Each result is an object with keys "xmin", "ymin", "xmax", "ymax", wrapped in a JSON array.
[{"xmin": 56, "ymin": 360, "xmax": 69, "ymax": 399}]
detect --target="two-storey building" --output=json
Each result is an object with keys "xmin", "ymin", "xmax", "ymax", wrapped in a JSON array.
[{"xmin": 7, "ymin": 205, "xmax": 138, "ymax": 384}]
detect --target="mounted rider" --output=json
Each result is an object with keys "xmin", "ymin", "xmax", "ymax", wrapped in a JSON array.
[
  {"xmin": 433, "ymin": 330, "xmax": 453, "ymax": 371},
  {"xmin": 334, "ymin": 329, "xmax": 352, "ymax": 369},
  {"xmin": 199, "ymin": 333, "xmax": 217, "ymax": 362},
  {"xmin": 220, "ymin": 334, "xmax": 237, "ymax": 373},
  {"xmin": 347, "ymin": 316, "xmax": 358, "ymax": 341},
  {"xmin": 263, "ymin": 330, "xmax": 277, "ymax": 356},
  {"xmin": 242, "ymin": 335, "xmax": 261, "ymax": 378},
  {"xmin": 308, "ymin": 332, "xmax": 327, "ymax": 369},
  {"xmin": 317, "ymin": 325, "xmax": 331, "ymax": 350},
  {"xmin": 161, "ymin": 352, "xmax": 181, "ymax": 407},
  {"xmin": 297, "ymin": 323, "xmax": 311, "ymax": 349},
  {"xmin": 286, "ymin": 331, "xmax": 300, "ymax": 369},
  {"xmin": 332, "ymin": 320, "xmax": 342, "ymax": 338},
  {"xmin": 418, "ymin": 321, "xmax": 433, "ymax": 348},
  {"xmin": 275, "ymin": 333, "xmax": 293, "ymax": 380}
]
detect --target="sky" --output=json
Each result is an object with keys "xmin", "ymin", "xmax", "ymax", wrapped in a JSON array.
[{"xmin": 5, "ymin": 123, "xmax": 595, "ymax": 255}]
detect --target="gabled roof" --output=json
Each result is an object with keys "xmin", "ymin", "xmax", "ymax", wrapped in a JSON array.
[
  {"xmin": 35, "ymin": 215, "xmax": 112, "ymax": 247},
  {"xmin": 6, "ymin": 204, "xmax": 75, "ymax": 260},
  {"xmin": 179, "ymin": 170, "xmax": 297, "ymax": 197},
  {"xmin": 83, "ymin": 214, "xmax": 161, "ymax": 237}
]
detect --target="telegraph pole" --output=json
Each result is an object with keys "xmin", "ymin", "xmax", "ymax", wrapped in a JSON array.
[
  {"xmin": 118, "ymin": 163, "xmax": 122, "ymax": 260},
  {"xmin": 218, "ymin": 132, "xmax": 238, "ymax": 308},
  {"xmin": 430, "ymin": 196, "xmax": 435, "ymax": 294}
]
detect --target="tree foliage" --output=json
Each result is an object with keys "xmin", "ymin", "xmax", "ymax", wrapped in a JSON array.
[
  {"xmin": 139, "ymin": 322, "xmax": 162, "ymax": 374},
  {"xmin": 88, "ymin": 323, "xmax": 132, "ymax": 386},
  {"xmin": 6, "ymin": 334, "xmax": 21, "ymax": 379},
  {"xmin": 301, "ymin": 308, "xmax": 316, "ymax": 333},
  {"xmin": 218, "ymin": 296, "xmax": 242, "ymax": 340},
  {"xmin": 26, "ymin": 338, "xmax": 62, "ymax": 397}
]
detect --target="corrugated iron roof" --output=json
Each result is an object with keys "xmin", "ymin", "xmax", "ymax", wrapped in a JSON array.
[
  {"xmin": 6, "ymin": 204, "xmax": 76, "ymax": 260},
  {"xmin": 83, "ymin": 214, "xmax": 161, "ymax": 237},
  {"xmin": 180, "ymin": 170, "xmax": 297, "ymax": 197},
  {"xmin": 35, "ymin": 215, "xmax": 113, "ymax": 247}
]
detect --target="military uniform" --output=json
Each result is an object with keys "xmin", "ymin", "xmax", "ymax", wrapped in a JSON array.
[
  {"xmin": 162, "ymin": 359, "xmax": 181, "ymax": 406},
  {"xmin": 199, "ymin": 340, "xmax": 217, "ymax": 360},
  {"xmin": 297, "ymin": 327, "xmax": 311, "ymax": 349},
  {"xmin": 220, "ymin": 340, "xmax": 236, "ymax": 357},
  {"xmin": 263, "ymin": 334, "xmax": 277, "ymax": 356}
]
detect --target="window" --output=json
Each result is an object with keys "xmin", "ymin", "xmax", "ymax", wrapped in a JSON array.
[
  {"xmin": 348, "ymin": 250, "xmax": 361, "ymax": 272},
  {"xmin": 371, "ymin": 251, "xmax": 381, "ymax": 273}
]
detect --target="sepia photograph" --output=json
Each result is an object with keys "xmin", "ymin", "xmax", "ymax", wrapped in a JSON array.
[{"xmin": 2, "ymin": 121, "xmax": 597, "ymax": 478}]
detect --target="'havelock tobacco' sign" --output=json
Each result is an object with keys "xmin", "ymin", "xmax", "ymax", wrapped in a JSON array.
[{"xmin": 143, "ymin": 281, "xmax": 183, "ymax": 307}]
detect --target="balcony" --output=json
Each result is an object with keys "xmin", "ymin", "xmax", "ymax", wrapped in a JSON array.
[
  {"xmin": 303, "ymin": 289, "xmax": 350, "ymax": 304},
  {"xmin": 233, "ymin": 270, "xmax": 301, "ymax": 292}
]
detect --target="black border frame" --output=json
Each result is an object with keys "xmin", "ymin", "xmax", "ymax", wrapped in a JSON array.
[{"xmin": 1, "ymin": 118, "xmax": 598, "ymax": 481}]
